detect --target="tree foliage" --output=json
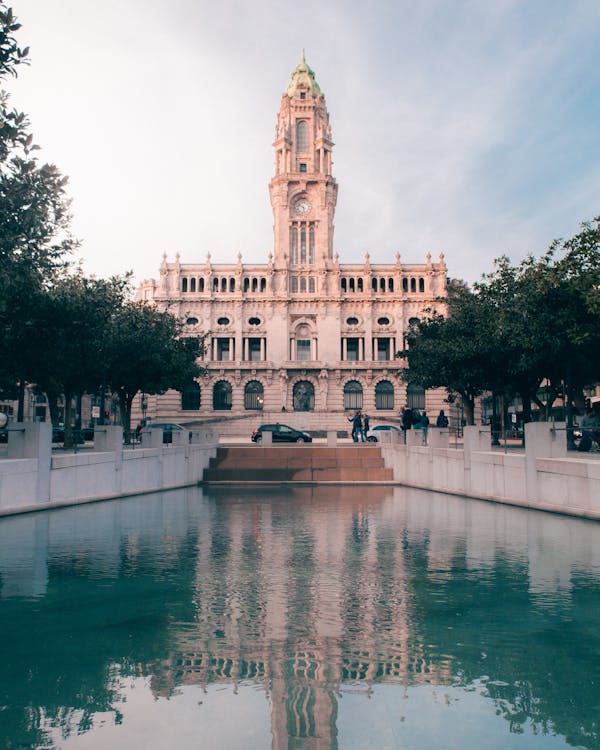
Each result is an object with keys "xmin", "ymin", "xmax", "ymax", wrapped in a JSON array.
[
  {"xmin": 399, "ymin": 217, "xmax": 600, "ymax": 424},
  {"xmin": 0, "ymin": 4, "xmax": 77, "ymax": 398},
  {"xmin": 104, "ymin": 302, "xmax": 204, "ymax": 442}
]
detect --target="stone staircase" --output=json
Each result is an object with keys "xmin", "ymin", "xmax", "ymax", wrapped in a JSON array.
[{"xmin": 202, "ymin": 444, "xmax": 394, "ymax": 484}]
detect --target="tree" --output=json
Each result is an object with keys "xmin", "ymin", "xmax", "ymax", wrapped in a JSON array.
[
  {"xmin": 0, "ymin": 4, "xmax": 77, "ymax": 408},
  {"xmin": 397, "ymin": 283, "xmax": 500, "ymax": 424},
  {"xmin": 104, "ymin": 302, "xmax": 205, "ymax": 442},
  {"xmin": 24, "ymin": 272, "xmax": 130, "ymax": 446}
]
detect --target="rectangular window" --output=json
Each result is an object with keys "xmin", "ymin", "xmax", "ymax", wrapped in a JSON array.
[
  {"xmin": 299, "ymin": 163, "xmax": 307, "ymax": 172},
  {"xmin": 248, "ymin": 338, "xmax": 261, "ymax": 361},
  {"xmin": 377, "ymin": 339, "xmax": 390, "ymax": 361},
  {"xmin": 217, "ymin": 339, "xmax": 230, "ymax": 361},
  {"xmin": 300, "ymin": 227, "xmax": 306, "ymax": 263},
  {"xmin": 346, "ymin": 338, "xmax": 359, "ymax": 361},
  {"xmin": 296, "ymin": 340, "xmax": 311, "ymax": 361},
  {"xmin": 290, "ymin": 225, "xmax": 298, "ymax": 264}
]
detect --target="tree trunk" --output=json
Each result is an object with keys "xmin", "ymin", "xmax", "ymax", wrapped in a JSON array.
[
  {"xmin": 119, "ymin": 390, "xmax": 136, "ymax": 444},
  {"xmin": 462, "ymin": 394, "xmax": 475, "ymax": 425},
  {"xmin": 17, "ymin": 379, "xmax": 25, "ymax": 422},
  {"xmin": 63, "ymin": 389, "xmax": 74, "ymax": 448}
]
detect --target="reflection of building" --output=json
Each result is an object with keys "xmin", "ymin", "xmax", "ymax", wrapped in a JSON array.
[
  {"xmin": 148, "ymin": 487, "xmax": 453, "ymax": 748},
  {"xmin": 136, "ymin": 54, "xmax": 447, "ymax": 429}
]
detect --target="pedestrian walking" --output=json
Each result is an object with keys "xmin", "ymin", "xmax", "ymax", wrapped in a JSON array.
[
  {"xmin": 348, "ymin": 411, "xmax": 362, "ymax": 443},
  {"xmin": 362, "ymin": 414, "xmax": 370, "ymax": 442}
]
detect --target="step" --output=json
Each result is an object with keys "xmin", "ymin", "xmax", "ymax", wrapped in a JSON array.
[{"xmin": 203, "ymin": 444, "xmax": 393, "ymax": 484}]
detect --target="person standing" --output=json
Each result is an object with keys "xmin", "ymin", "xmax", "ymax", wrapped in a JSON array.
[
  {"xmin": 436, "ymin": 409, "xmax": 448, "ymax": 428},
  {"xmin": 420, "ymin": 411, "xmax": 430, "ymax": 445},
  {"xmin": 362, "ymin": 413, "xmax": 370, "ymax": 442},
  {"xmin": 401, "ymin": 407, "xmax": 413, "ymax": 441},
  {"xmin": 348, "ymin": 411, "xmax": 362, "ymax": 443}
]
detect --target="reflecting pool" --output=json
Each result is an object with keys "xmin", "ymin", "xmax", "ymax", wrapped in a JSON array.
[{"xmin": 0, "ymin": 486, "xmax": 599, "ymax": 749}]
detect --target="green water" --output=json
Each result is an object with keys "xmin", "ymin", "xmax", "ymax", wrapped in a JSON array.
[{"xmin": 0, "ymin": 486, "xmax": 598, "ymax": 750}]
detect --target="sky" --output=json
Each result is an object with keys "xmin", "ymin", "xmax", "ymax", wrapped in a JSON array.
[{"xmin": 6, "ymin": 0, "xmax": 600, "ymax": 286}]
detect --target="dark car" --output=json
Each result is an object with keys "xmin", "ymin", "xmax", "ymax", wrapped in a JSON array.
[
  {"xmin": 251, "ymin": 423, "xmax": 312, "ymax": 443},
  {"xmin": 140, "ymin": 422, "xmax": 189, "ymax": 444},
  {"xmin": 52, "ymin": 426, "xmax": 85, "ymax": 444},
  {"xmin": 366, "ymin": 424, "xmax": 402, "ymax": 442}
]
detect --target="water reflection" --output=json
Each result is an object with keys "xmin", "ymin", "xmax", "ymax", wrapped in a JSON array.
[{"xmin": 0, "ymin": 486, "xmax": 599, "ymax": 749}]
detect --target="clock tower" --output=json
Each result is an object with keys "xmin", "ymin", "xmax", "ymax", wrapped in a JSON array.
[{"xmin": 269, "ymin": 52, "xmax": 338, "ymax": 273}]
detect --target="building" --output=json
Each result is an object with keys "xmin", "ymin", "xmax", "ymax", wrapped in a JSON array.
[{"xmin": 136, "ymin": 53, "xmax": 448, "ymax": 433}]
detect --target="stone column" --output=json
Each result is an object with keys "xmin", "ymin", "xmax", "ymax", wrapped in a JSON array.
[
  {"xmin": 525, "ymin": 422, "xmax": 567, "ymax": 503},
  {"xmin": 8, "ymin": 422, "xmax": 52, "ymax": 504}
]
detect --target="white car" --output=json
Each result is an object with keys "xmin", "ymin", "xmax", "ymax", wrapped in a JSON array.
[{"xmin": 366, "ymin": 424, "xmax": 403, "ymax": 442}]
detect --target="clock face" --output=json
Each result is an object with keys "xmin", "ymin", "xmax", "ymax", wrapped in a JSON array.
[{"xmin": 293, "ymin": 199, "xmax": 312, "ymax": 216}]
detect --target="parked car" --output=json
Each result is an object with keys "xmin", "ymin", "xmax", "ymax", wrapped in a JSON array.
[
  {"xmin": 251, "ymin": 423, "xmax": 312, "ymax": 443},
  {"xmin": 140, "ymin": 422, "xmax": 190, "ymax": 444},
  {"xmin": 366, "ymin": 424, "xmax": 402, "ymax": 442},
  {"xmin": 52, "ymin": 426, "xmax": 85, "ymax": 444}
]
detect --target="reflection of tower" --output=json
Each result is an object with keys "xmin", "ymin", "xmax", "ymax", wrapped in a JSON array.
[{"xmin": 269, "ymin": 50, "xmax": 338, "ymax": 273}]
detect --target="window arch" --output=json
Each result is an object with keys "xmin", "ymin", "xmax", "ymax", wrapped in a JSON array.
[
  {"xmin": 344, "ymin": 380, "xmax": 363, "ymax": 411},
  {"xmin": 213, "ymin": 380, "xmax": 232, "ymax": 410},
  {"xmin": 309, "ymin": 277, "xmax": 315, "ymax": 293},
  {"xmin": 199, "ymin": 278, "xmax": 205, "ymax": 292},
  {"xmin": 402, "ymin": 278, "xmax": 408, "ymax": 292},
  {"xmin": 181, "ymin": 381, "xmax": 200, "ymax": 411},
  {"xmin": 293, "ymin": 380, "xmax": 314, "ymax": 411},
  {"xmin": 244, "ymin": 380, "xmax": 264, "ymax": 410},
  {"xmin": 406, "ymin": 383, "xmax": 425, "ymax": 410},
  {"xmin": 190, "ymin": 277, "xmax": 196, "ymax": 292},
  {"xmin": 419, "ymin": 277, "xmax": 425, "ymax": 292},
  {"xmin": 388, "ymin": 278, "xmax": 394, "ymax": 292},
  {"xmin": 181, "ymin": 277, "xmax": 188, "ymax": 292},
  {"xmin": 296, "ymin": 120, "xmax": 309, "ymax": 152},
  {"xmin": 410, "ymin": 278, "xmax": 416, "ymax": 293},
  {"xmin": 372, "ymin": 278, "xmax": 378, "ymax": 292},
  {"xmin": 230, "ymin": 277, "xmax": 235, "ymax": 292},
  {"xmin": 375, "ymin": 380, "xmax": 394, "ymax": 410}
]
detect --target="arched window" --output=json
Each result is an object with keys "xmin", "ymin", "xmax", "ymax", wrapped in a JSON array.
[
  {"xmin": 309, "ymin": 226, "xmax": 315, "ymax": 264},
  {"xmin": 419, "ymin": 277, "xmax": 425, "ymax": 292},
  {"xmin": 375, "ymin": 380, "xmax": 394, "ymax": 410},
  {"xmin": 296, "ymin": 120, "xmax": 309, "ymax": 152},
  {"xmin": 341, "ymin": 278, "xmax": 347, "ymax": 292},
  {"xmin": 190, "ymin": 278, "xmax": 196, "ymax": 292},
  {"xmin": 181, "ymin": 277, "xmax": 188, "ymax": 292},
  {"xmin": 252, "ymin": 277, "xmax": 258, "ymax": 292},
  {"xmin": 358, "ymin": 278, "xmax": 363, "ymax": 292},
  {"xmin": 380, "ymin": 277, "xmax": 385, "ymax": 292},
  {"xmin": 406, "ymin": 383, "xmax": 425, "ymax": 410},
  {"xmin": 213, "ymin": 277, "xmax": 219, "ymax": 292},
  {"xmin": 244, "ymin": 380, "xmax": 264, "ymax": 410},
  {"xmin": 388, "ymin": 278, "xmax": 394, "ymax": 292},
  {"xmin": 199, "ymin": 278, "xmax": 205, "ymax": 292},
  {"xmin": 260, "ymin": 277, "xmax": 266, "ymax": 292},
  {"xmin": 230, "ymin": 278, "xmax": 235, "ymax": 292},
  {"xmin": 309, "ymin": 277, "xmax": 315, "ymax": 293},
  {"xmin": 344, "ymin": 380, "xmax": 363, "ymax": 411},
  {"xmin": 291, "ymin": 276, "xmax": 299, "ymax": 293},
  {"xmin": 181, "ymin": 381, "xmax": 200, "ymax": 411},
  {"xmin": 293, "ymin": 380, "xmax": 314, "ymax": 411},
  {"xmin": 410, "ymin": 278, "xmax": 416, "ymax": 293},
  {"xmin": 349, "ymin": 278, "xmax": 355, "ymax": 292},
  {"xmin": 402, "ymin": 278, "xmax": 408, "ymax": 292},
  {"xmin": 221, "ymin": 278, "xmax": 227, "ymax": 293},
  {"xmin": 300, "ymin": 277, "xmax": 307, "ymax": 292},
  {"xmin": 213, "ymin": 381, "xmax": 232, "ymax": 410},
  {"xmin": 372, "ymin": 278, "xmax": 378, "ymax": 292},
  {"xmin": 243, "ymin": 277, "xmax": 249, "ymax": 292}
]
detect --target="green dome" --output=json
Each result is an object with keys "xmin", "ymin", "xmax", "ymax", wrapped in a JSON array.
[{"xmin": 286, "ymin": 50, "xmax": 321, "ymax": 97}]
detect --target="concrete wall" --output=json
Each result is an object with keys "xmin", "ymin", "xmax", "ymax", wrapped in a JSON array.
[
  {"xmin": 0, "ymin": 424, "xmax": 218, "ymax": 517},
  {"xmin": 379, "ymin": 423, "xmax": 600, "ymax": 520}
]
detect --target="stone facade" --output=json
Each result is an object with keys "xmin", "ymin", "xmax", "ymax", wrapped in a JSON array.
[{"xmin": 135, "ymin": 53, "xmax": 448, "ymax": 431}]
